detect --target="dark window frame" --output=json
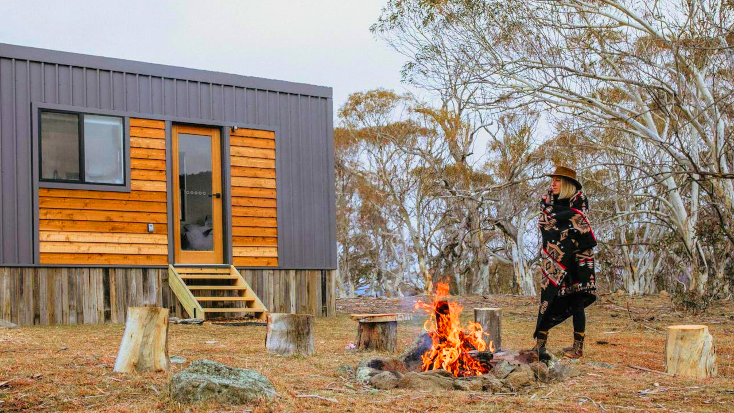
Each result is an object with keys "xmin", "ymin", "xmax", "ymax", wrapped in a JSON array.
[{"xmin": 37, "ymin": 108, "xmax": 130, "ymax": 191}]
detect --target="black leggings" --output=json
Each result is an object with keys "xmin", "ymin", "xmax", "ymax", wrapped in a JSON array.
[
  {"xmin": 570, "ymin": 297, "xmax": 586, "ymax": 333},
  {"xmin": 538, "ymin": 294, "xmax": 586, "ymax": 333}
]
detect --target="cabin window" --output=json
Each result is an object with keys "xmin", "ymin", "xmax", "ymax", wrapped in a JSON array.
[{"xmin": 40, "ymin": 110, "xmax": 125, "ymax": 185}]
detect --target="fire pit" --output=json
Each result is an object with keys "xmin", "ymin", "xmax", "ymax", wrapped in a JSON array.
[
  {"xmin": 350, "ymin": 283, "xmax": 582, "ymax": 392},
  {"xmin": 414, "ymin": 283, "xmax": 494, "ymax": 377}
]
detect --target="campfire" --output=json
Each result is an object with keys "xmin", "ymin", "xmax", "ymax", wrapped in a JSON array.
[
  {"xmin": 352, "ymin": 283, "xmax": 579, "ymax": 392},
  {"xmin": 415, "ymin": 283, "xmax": 495, "ymax": 377}
]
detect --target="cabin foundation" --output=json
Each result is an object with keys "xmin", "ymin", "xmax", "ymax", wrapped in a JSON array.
[{"xmin": 0, "ymin": 267, "xmax": 336, "ymax": 325}]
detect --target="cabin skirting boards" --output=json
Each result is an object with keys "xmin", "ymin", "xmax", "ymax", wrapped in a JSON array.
[{"xmin": 0, "ymin": 267, "xmax": 336, "ymax": 326}]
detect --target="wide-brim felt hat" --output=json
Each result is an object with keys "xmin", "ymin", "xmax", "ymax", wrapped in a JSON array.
[{"xmin": 545, "ymin": 166, "xmax": 582, "ymax": 189}]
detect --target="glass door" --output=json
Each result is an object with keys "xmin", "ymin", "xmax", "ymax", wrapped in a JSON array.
[{"xmin": 172, "ymin": 125, "xmax": 223, "ymax": 264}]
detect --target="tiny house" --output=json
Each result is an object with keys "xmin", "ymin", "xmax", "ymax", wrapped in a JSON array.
[{"xmin": 0, "ymin": 43, "xmax": 337, "ymax": 325}]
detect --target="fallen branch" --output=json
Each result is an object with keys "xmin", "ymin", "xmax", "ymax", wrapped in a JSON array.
[
  {"xmin": 627, "ymin": 365, "xmax": 672, "ymax": 376},
  {"xmin": 578, "ymin": 396, "xmax": 607, "ymax": 411},
  {"xmin": 84, "ymin": 394, "xmax": 108, "ymax": 399},
  {"xmin": 295, "ymin": 394, "xmax": 338, "ymax": 403},
  {"xmin": 0, "ymin": 378, "xmax": 19, "ymax": 388}
]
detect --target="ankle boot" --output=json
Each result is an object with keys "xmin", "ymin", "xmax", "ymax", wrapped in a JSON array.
[
  {"xmin": 533, "ymin": 331, "xmax": 548, "ymax": 354},
  {"xmin": 563, "ymin": 332, "xmax": 585, "ymax": 359}
]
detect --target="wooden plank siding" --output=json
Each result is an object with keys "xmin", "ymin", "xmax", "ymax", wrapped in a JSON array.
[
  {"xmin": 0, "ymin": 268, "xmax": 335, "ymax": 325},
  {"xmin": 39, "ymin": 119, "xmax": 168, "ymax": 266},
  {"xmin": 238, "ymin": 269, "xmax": 335, "ymax": 316},
  {"xmin": 0, "ymin": 267, "xmax": 185, "ymax": 325},
  {"xmin": 230, "ymin": 128, "xmax": 279, "ymax": 266}
]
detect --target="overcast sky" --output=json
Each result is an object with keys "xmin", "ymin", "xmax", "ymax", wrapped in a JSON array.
[{"xmin": 0, "ymin": 0, "xmax": 415, "ymax": 116}]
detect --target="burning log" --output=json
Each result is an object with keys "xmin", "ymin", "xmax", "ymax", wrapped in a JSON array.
[
  {"xmin": 415, "ymin": 284, "xmax": 495, "ymax": 377},
  {"xmin": 474, "ymin": 308, "xmax": 502, "ymax": 351},
  {"xmin": 467, "ymin": 350, "xmax": 494, "ymax": 366},
  {"xmin": 265, "ymin": 313, "xmax": 314, "ymax": 356},
  {"xmin": 665, "ymin": 325, "xmax": 717, "ymax": 378}
]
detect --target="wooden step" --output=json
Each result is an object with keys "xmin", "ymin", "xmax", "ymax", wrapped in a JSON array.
[
  {"xmin": 181, "ymin": 274, "xmax": 239, "ymax": 280},
  {"xmin": 168, "ymin": 265, "xmax": 267, "ymax": 321},
  {"xmin": 195, "ymin": 297, "xmax": 254, "ymax": 302},
  {"xmin": 176, "ymin": 267, "xmax": 231, "ymax": 274},
  {"xmin": 202, "ymin": 308, "xmax": 262, "ymax": 313},
  {"xmin": 187, "ymin": 285, "xmax": 247, "ymax": 291}
]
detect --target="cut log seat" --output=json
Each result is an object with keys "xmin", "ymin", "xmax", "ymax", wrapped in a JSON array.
[
  {"xmin": 665, "ymin": 324, "xmax": 717, "ymax": 378},
  {"xmin": 350, "ymin": 313, "xmax": 413, "ymax": 353}
]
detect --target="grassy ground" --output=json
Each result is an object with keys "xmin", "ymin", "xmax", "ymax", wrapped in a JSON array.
[{"xmin": 1, "ymin": 293, "xmax": 733, "ymax": 412}]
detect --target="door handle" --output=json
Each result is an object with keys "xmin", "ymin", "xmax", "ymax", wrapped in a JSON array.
[{"xmin": 209, "ymin": 193, "xmax": 222, "ymax": 199}]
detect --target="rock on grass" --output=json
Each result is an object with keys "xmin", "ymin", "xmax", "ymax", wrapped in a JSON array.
[
  {"xmin": 0, "ymin": 319, "xmax": 18, "ymax": 328},
  {"xmin": 170, "ymin": 359, "xmax": 276, "ymax": 404},
  {"xmin": 505, "ymin": 365, "xmax": 536, "ymax": 390},
  {"xmin": 370, "ymin": 371, "xmax": 403, "ymax": 389},
  {"xmin": 396, "ymin": 372, "xmax": 455, "ymax": 390}
]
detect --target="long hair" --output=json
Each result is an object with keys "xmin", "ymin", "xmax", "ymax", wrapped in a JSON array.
[{"xmin": 558, "ymin": 177, "xmax": 578, "ymax": 199}]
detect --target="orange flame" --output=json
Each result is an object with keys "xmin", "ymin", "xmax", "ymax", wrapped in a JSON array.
[{"xmin": 414, "ymin": 283, "xmax": 494, "ymax": 377}]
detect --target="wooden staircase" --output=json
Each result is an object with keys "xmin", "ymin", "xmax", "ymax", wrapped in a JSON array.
[{"xmin": 168, "ymin": 265, "xmax": 268, "ymax": 321}]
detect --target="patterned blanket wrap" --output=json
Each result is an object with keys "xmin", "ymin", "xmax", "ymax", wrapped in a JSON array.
[{"xmin": 533, "ymin": 189, "xmax": 598, "ymax": 337}]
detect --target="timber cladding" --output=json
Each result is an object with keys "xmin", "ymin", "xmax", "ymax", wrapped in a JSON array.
[
  {"xmin": 230, "ymin": 128, "xmax": 279, "ymax": 267},
  {"xmin": 0, "ymin": 267, "xmax": 336, "ymax": 325},
  {"xmin": 38, "ymin": 119, "xmax": 168, "ymax": 265},
  {"xmin": 240, "ymin": 269, "xmax": 336, "ymax": 316},
  {"xmin": 0, "ymin": 267, "xmax": 184, "ymax": 326}
]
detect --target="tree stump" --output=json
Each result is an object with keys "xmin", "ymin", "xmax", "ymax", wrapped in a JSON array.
[
  {"xmin": 665, "ymin": 325, "xmax": 717, "ymax": 378},
  {"xmin": 350, "ymin": 314, "xmax": 410, "ymax": 353},
  {"xmin": 474, "ymin": 308, "xmax": 502, "ymax": 351},
  {"xmin": 357, "ymin": 321, "xmax": 397, "ymax": 352},
  {"xmin": 113, "ymin": 306, "xmax": 169, "ymax": 373},
  {"xmin": 265, "ymin": 313, "xmax": 314, "ymax": 356}
]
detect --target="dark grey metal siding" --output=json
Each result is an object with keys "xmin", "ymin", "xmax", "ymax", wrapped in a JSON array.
[{"xmin": 0, "ymin": 43, "xmax": 336, "ymax": 269}]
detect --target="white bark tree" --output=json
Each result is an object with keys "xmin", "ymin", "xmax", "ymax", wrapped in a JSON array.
[{"xmin": 374, "ymin": 0, "xmax": 734, "ymax": 302}]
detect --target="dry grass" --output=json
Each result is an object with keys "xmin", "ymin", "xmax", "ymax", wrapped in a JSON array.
[{"xmin": 1, "ymin": 294, "xmax": 733, "ymax": 412}]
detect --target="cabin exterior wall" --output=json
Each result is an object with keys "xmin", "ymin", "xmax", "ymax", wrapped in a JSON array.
[{"xmin": 0, "ymin": 43, "xmax": 336, "ymax": 270}]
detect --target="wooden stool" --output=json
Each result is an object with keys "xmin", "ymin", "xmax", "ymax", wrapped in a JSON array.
[
  {"xmin": 665, "ymin": 324, "xmax": 717, "ymax": 378},
  {"xmin": 265, "ymin": 313, "xmax": 315, "ymax": 356},
  {"xmin": 474, "ymin": 307, "xmax": 502, "ymax": 351},
  {"xmin": 350, "ymin": 313, "xmax": 412, "ymax": 353}
]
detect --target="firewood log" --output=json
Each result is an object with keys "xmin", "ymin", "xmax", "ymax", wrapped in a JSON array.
[
  {"xmin": 467, "ymin": 350, "xmax": 494, "ymax": 366},
  {"xmin": 665, "ymin": 325, "xmax": 717, "ymax": 378},
  {"xmin": 113, "ymin": 306, "xmax": 169, "ymax": 373}
]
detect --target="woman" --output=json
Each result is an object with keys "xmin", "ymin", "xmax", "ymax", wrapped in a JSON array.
[{"xmin": 533, "ymin": 166, "xmax": 597, "ymax": 359}]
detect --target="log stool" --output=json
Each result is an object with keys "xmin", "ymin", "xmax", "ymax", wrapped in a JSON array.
[
  {"xmin": 474, "ymin": 307, "xmax": 502, "ymax": 351},
  {"xmin": 665, "ymin": 324, "xmax": 717, "ymax": 378},
  {"xmin": 114, "ymin": 306, "xmax": 170, "ymax": 373},
  {"xmin": 350, "ymin": 313, "xmax": 412, "ymax": 353},
  {"xmin": 265, "ymin": 313, "xmax": 315, "ymax": 356}
]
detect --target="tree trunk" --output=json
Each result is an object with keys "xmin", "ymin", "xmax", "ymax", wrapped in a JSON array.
[
  {"xmin": 665, "ymin": 325, "xmax": 717, "ymax": 378},
  {"xmin": 473, "ymin": 261, "xmax": 490, "ymax": 295},
  {"xmin": 336, "ymin": 268, "xmax": 348, "ymax": 298},
  {"xmin": 417, "ymin": 254, "xmax": 432, "ymax": 295},
  {"xmin": 474, "ymin": 308, "xmax": 502, "ymax": 351},
  {"xmin": 113, "ymin": 306, "xmax": 169, "ymax": 373},
  {"xmin": 511, "ymin": 241, "xmax": 536, "ymax": 296},
  {"xmin": 356, "ymin": 321, "xmax": 398, "ymax": 352},
  {"xmin": 265, "ymin": 313, "xmax": 314, "ymax": 356}
]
